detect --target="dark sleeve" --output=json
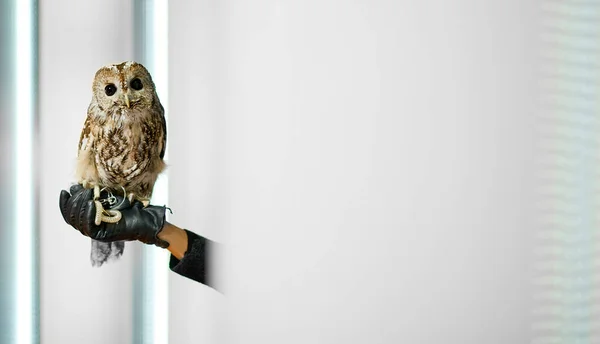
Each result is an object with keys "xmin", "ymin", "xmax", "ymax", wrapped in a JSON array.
[{"xmin": 169, "ymin": 229, "xmax": 217, "ymax": 289}]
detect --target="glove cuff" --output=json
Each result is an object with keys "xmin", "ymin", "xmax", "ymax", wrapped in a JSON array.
[{"xmin": 141, "ymin": 205, "xmax": 170, "ymax": 248}]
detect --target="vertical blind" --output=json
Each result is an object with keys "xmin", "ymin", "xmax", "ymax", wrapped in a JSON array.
[{"xmin": 534, "ymin": 1, "xmax": 600, "ymax": 342}]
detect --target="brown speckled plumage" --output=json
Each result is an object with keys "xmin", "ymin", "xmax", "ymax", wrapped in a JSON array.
[{"xmin": 76, "ymin": 61, "xmax": 166, "ymax": 266}]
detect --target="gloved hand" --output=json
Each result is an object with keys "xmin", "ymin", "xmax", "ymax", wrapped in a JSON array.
[{"xmin": 59, "ymin": 184, "xmax": 169, "ymax": 248}]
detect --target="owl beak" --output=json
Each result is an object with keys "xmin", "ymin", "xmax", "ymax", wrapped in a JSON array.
[{"xmin": 123, "ymin": 94, "xmax": 130, "ymax": 108}]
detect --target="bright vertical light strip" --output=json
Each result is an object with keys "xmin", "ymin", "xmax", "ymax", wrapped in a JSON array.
[
  {"xmin": 147, "ymin": 0, "xmax": 169, "ymax": 343},
  {"xmin": 15, "ymin": 0, "xmax": 35, "ymax": 343}
]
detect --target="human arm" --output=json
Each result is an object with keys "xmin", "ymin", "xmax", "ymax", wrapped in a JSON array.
[
  {"xmin": 157, "ymin": 222, "xmax": 188, "ymax": 259},
  {"xmin": 166, "ymin": 227, "xmax": 218, "ymax": 288},
  {"xmin": 155, "ymin": 222, "xmax": 216, "ymax": 287}
]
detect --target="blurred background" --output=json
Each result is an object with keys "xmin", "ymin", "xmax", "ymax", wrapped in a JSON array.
[{"xmin": 1, "ymin": 0, "xmax": 598, "ymax": 343}]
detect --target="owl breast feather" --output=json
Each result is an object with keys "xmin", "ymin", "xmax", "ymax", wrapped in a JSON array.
[{"xmin": 93, "ymin": 121, "xmax": 163, "ymax": 194}]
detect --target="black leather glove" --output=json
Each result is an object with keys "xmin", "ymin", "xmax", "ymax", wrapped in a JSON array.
[{"xmin": 59, "ymin": 184, "xmax": 169, "ymax": 248}]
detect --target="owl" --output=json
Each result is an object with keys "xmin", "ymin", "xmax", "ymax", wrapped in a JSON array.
[{"xmin": 76, "ymin": 61, "xmax": 166, "ymax": 267}]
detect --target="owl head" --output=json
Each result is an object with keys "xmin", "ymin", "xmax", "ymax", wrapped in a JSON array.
[{"xmin": 91, "ymin": 61, "xmax": 158, "ymax": 111}]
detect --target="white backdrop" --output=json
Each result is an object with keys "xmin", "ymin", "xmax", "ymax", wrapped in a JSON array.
[
  {"xmin": 40, "ymin": 0, "xmax": 546, "ymax": 343},
  {"xmin": 170, "ymin": 0, "xmax": 538, "ymax": 343}
]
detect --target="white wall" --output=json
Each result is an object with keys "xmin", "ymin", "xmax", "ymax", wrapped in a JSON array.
[
  {"xmin": 39, "ymin": 1, "xmax": 136, "ymax": 343},
  {"xmin": 169, "ymin": 0, "xmax": 537, "ymax": 343}
]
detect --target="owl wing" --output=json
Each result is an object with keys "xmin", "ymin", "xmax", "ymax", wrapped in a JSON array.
[
  {"xmin": 159, "ymin": 102, "xmax": 166, "ymax": 160},
  {"xmin": 75, "ymin": 111, "xmax": 100, "ymax": 184},
  {"xmin": 78, "ymin": 115, "xmax": 94, "ymax": 153}
]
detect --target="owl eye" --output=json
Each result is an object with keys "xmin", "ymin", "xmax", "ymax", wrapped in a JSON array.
[
  {"xmin": 105, "ymin": 84, "xmax": 117, "ymax": 96},
  {"xmin": 130, "ymin": 78, "xmax": 143, "ymax": 91}
]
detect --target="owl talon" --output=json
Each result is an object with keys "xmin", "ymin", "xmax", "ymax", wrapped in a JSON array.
[{"xmin": 127, "ymin": 192, "xmax": 135, "ymax": 205}]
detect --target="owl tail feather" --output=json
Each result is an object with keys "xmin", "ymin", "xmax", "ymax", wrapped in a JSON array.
[{"xmin": 90, "ymin": 239, "xmax": 125, "ymax": 267}]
